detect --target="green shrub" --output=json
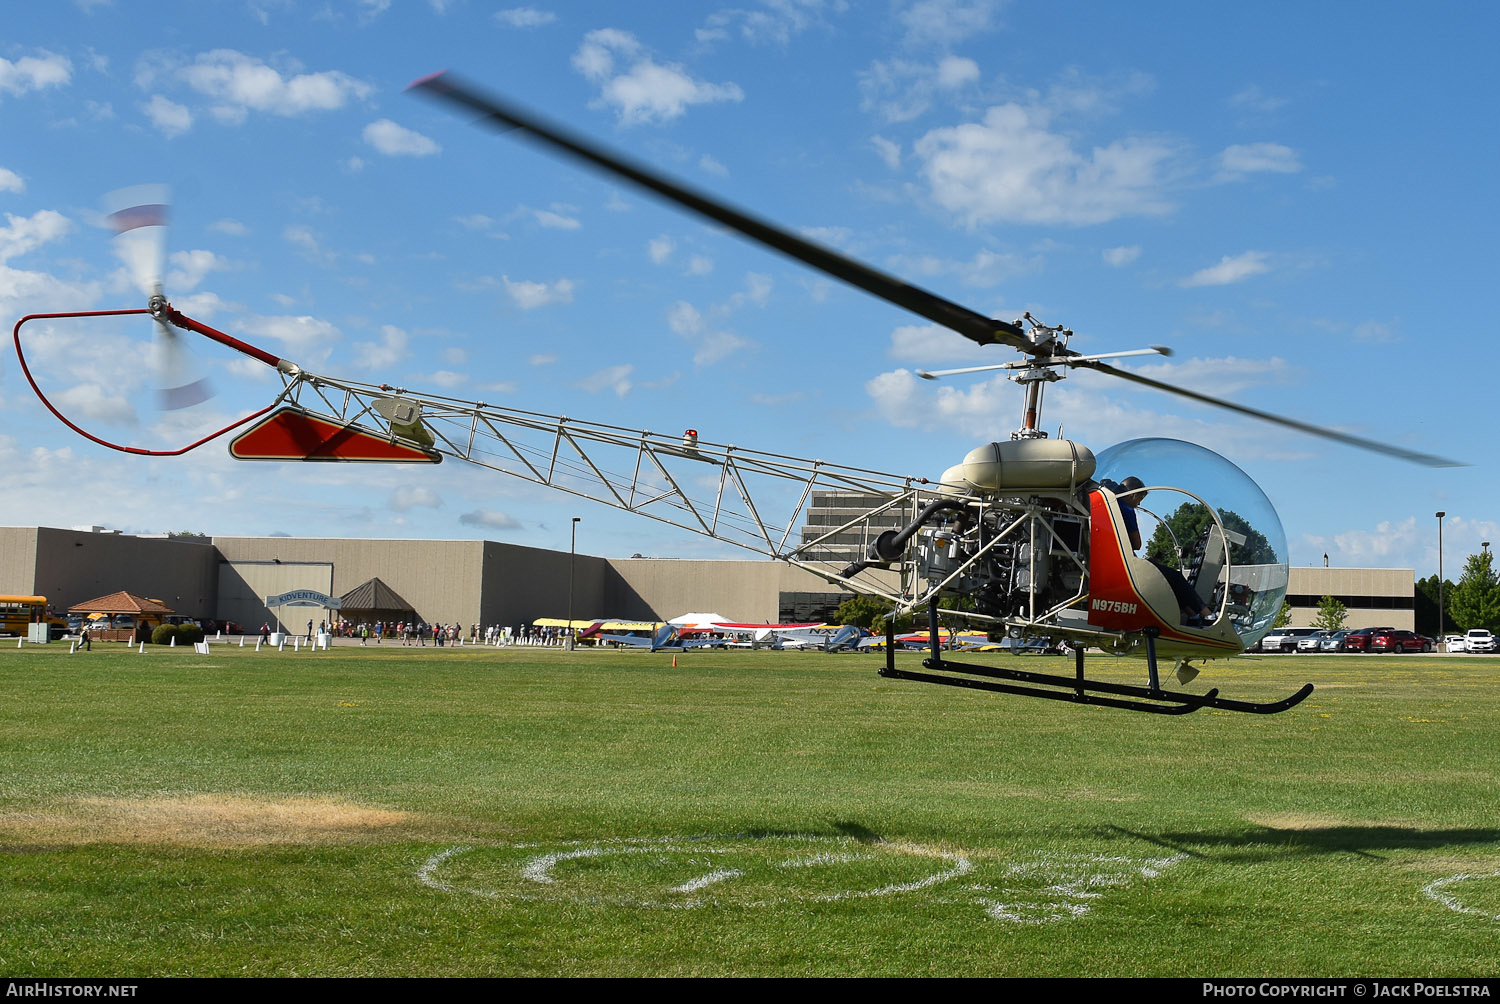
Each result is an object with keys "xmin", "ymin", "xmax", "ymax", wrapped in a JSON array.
[
  {"xmin": 176, "ymin": 624, "xmax": 204, "ymax": 644},
  {"xmin": 150, "ymin": 624, "xmax": 178, "ymax": 646}
]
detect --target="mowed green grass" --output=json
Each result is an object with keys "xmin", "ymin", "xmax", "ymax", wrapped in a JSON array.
[{"xmin": 1, "ymin": 641, "xmax": 1497, "ymax": 976}]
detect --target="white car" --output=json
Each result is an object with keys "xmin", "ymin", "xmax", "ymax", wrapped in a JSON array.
[
  {"xmin": 1445, "ymin": 635, "xmax": 1466, "ymax": 653},
  {"xmin": 1464, "ymin": 629, "xmax": 1495, "ymax": 653},
  {"xmin": 1260, "ymin": 627, "xmax": 1321, "ymax": 653}
]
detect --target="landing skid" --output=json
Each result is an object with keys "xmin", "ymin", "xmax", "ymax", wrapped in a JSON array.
[{"xmin": 876, "ymin": 611, "xmax": 1313, "ymax": 716}]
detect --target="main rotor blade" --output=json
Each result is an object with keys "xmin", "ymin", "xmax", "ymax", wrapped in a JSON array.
[
  {"xmin": 409, "ymin": 71, "xmax": 1031, "ymax": 353},
  {"xmin": 1081, "ymin": 359, "xmax": 1464, "ymax": 468}
]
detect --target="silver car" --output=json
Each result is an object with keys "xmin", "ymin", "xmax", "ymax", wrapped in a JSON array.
[
  {"xmin": 1297, "ymin": 631, "xmax": 1331, "ymax": 652},
  {"xmin": 1320, "ymin": 630, "xmax": 1350, "ymax": 652}
]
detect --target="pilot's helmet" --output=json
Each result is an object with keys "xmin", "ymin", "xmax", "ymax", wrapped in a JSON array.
[{"xmin": 1119, "ymin": 476, "xmax": 1145, "ymax": 493}]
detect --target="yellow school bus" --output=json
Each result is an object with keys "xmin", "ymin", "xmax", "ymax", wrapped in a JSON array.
[{"xmin": 0, "ymin": 595, "xmax": 66, "ymax": 640}]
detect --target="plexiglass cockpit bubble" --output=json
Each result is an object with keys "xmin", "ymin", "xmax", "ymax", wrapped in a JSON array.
[{"xmin": 1094, "ymin": 438, "xmax": 1287, "ymax": 648}]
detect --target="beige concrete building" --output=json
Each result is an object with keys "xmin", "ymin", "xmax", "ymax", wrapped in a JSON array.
[
  {"xmin": 2, "ymin": 524, "xmax": 1413, "ymax": 633},
  {"xmin": 1285, "ymin": 566, "xmax": 1414, "ymax": 630}
]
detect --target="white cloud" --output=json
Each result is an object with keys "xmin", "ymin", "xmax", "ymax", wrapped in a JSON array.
[
  {"xmin": 915, "ymin": 104, "xmax": 1178, "ymax": 225},
  {"xmin": 171, "ymin": 291, "xmax": 232, "ymax": 318},
  {"xmin": 871, "ymin": 135, "xmax": 901, "ymax": 170},
  {"xmin": 178, "ymin": 50, "xmax": 372, "ymax": 119},
  {"xmin": 648, "ymin": 235, "xmax": 674, "ymax": 264},
  {"xmin": 1124, "ymin": 355, "xmax": 1293, "ymax": 398},
  {"xmin": 885, "ymin": 246, "xmax": 1033, "ymax": 287},
  {"xmin": 494, "ymin": 7, "xmax": 556, "ymax": 28},
  {"xmin": 531, "ymin": 207, "xmax": 580, "ymax": 229},
  {"xmin": 887, "ymin": 323, "xmax": 993, "ymax": 363},
  {"xmin": 696, "ymin": 1, "xmax": 835, "ymax": 46},
  {"xmin": 0, "ymin": 210, "xmax": 72, "ymax": 263},
  {"xmin": 166, "ymin": 249, "xmax": 228, "ymax": 291},
  {"xmin": 143, "ymin": 94, "xmax": 192, "ymax": 137},
  {"xmin": 529, "ymin": 354, "xmax": 557, "ymax": 366},
  {"xmin": 54, "ymin": 383, "xmax": 138, "ymax": 425},
  {"xmin": 459, "ymin": 508, "xmax": 522, "ymax": 529},
  {"xmin": 699, "ymin": 154, "xmax": 728, "ymax": 176},
  {"xmin": 501, "ymin": 275, "xmax": 575, "ymax": 309},
  {"xmin": 390, "ymin": 485, "xmax": 442, "ymax": 512},
  {"xmin": 1217, "ymin": 142, "xmax": 1301, "ymax": 178},
  {"xmin": 423, "ymin": 370, "xmax": 467, "ymax": 388},
  {"xmin": 455, "ymin": 214, "xmax": 494, "ymax": 231},
  {"xmin": 666, "ymin": 274, "xmax": 763, "ymax": 366},
  {"xmin": 283, "ymin": 224, "xmax": 336, "ymax": 264},
  {"xmin": 352, "ymin": 324, "xmax": 408, "ymax": 369},
  {"xmin": 573, "ymin": 29, "xmax": 744, "ymax": 125},
  {"xmin": 1229, "ymin": 85, "xmax": 1288, "ymax": 116},
  {"xmin": 897, "ymin": 0, "xmax": 1002, "ymax": 48},
  {"xmin": 687, "ymin": 255, "xmax": 713, "ymax": 275},
  {"xmin": 1102, "ymin": 245, "xmax": 1141, "ymax": 267},
  {"xmin": 0, "ymin": 168, "xmax": 25, "ymax": 193},
  {"xmin": 1179, "ymin": 251, "xmax": 1270, "ymax": 287},
  {"xmin": 363, "ymin": 119, "xmax": 440, "ymax": 156},
  {"xmin": 859, "ymin": 56, "xmax": 981, "ymax": 123},
  {"xmin": 236, "ymin": 313, "xmax": 340, "ymax": 364},
  {"xmin": 577, "ymin": 363, "xmax": 634, "ymax": 397},
  {"xmin": 210, "ymin": 218, "xmax": 247, "ymax": 236},
  {"xmin": 0, "ymin": 51, "xmax": 72, "ymax": 96}
]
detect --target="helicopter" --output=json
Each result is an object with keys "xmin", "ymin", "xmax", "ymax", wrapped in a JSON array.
[{"xmin": 11, "ymin": 72, "xmax": 1461, "ymax": 717}]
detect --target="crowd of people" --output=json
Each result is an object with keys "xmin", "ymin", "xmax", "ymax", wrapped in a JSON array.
[{"xmin": 314, "ymin": 618, "xmax": 574, "ymax": 648}]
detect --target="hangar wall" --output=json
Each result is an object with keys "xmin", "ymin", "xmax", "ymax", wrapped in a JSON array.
[
  {"xmin": 1, "ymin": 525, "xmax": 1421, "ymax": 635},
  {"xmin": 1285, "ymin": 567, "xmax": 1414, "ymax": 630},
  {"xmin": 0, "ymin": 527, "xmax": 218, "ymax": 618}
]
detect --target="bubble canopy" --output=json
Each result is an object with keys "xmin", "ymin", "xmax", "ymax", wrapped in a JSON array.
[{"xmin": 1094, "ymin": 438, "xmax": 1288, "ymax": 648}]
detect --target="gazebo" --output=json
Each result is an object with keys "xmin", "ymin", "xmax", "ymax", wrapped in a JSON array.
[
  {"xmin": 68, "ymin": 591, "xmax": 174, "ymax": 643},
  {"xmin": 336, "ymin": 577, "xmax": 418, "ymax": 631}
]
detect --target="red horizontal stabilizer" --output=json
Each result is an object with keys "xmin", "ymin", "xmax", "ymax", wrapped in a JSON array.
[{"xmin": 229, "ymin": 408, "xmax": 441, "ymax": 463}]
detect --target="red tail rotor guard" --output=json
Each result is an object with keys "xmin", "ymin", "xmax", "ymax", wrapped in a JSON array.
[{"xmin": 12, "ymin": 305, "xmax": 286, "ymax": 457}]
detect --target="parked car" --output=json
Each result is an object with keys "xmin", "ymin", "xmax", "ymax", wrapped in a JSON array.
[
  {"xmin": 1319, "ymin": 630, "xmax": 1350, "ymax": 652},
  {"xmin": 1297, "ymin": 631, "xmax": 1332, "ymax": 653},
  {"xmin": 1340, "ymin": 626, "xmax": 1396, "ymax": 653},
  {"xmin": 1259, "ymin": 627, "xmax": 1322, "ymax": 653},
  {"xmin": 1445, "ymin": 634, "xmax": 1467, "ymax": 653},
  {"xmin": 1369, "ymin": 630, "xmax": 1434, "ymax": 653},
  {"xmin": 1464, "ymin": 629, "xmax": 1496, "ymax": 654}
]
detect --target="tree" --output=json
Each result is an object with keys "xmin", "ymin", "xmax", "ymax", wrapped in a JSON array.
[
  {"xmin": 1448, "ymin": 551, "xmax": 1500, "ymax": 633},
  {"xmin": 1145, "ymin": 502, "xmax": 1277, "ymax": 570},
  {"xmin": 1414, "ymin": 574, "xmax": 1456, "ymax": 637},
  {"xmin": 1272, "ymin": 599, "xmax": 1292, "ymax": 629},
  {"xmin": 1311, "ymin": 594, "xmax": 1348, "ymax": 632}
]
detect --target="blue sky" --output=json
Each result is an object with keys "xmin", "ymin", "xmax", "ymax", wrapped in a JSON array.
[{"xmin": 1, "ymin": 0, "xmax": 1495, "ymax": 577}]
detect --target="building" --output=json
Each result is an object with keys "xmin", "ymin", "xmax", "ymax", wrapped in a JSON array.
[{"xmin": 0, "ymin": 524, "xmax": 1413, "ymax": 634}]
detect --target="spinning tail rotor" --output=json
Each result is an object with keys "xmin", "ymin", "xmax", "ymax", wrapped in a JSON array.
[{"xmin": 104, "ymin": 185, "xmax": 214, "ymax": 411}]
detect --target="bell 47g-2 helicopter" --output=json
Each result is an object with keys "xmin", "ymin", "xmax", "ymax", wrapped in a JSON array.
[{"xmin": 12, "ymin": 73, "xmax": 1460, "ymax": 717}]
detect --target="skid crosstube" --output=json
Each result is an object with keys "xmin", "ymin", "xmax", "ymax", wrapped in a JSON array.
[{"xmin": 877, "ymin": 619, "xmax": 1314, "ymax": 716}]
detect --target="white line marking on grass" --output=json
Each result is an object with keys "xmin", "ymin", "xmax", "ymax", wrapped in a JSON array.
[
  {"xmin": 671, "ymin": 868, "xmax": 743, "ymax": 893},
  {"xmin": 417, "ymin": 837, "xmax": 1184, "ymax": 924},
  {"xmin": 1423, "ymin": 871, "xmax": 1500, "ymax": 921}
]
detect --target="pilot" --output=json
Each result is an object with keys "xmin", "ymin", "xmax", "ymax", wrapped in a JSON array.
[{"xmin": 1110, "ymin": 476, "xmax": 1216, "ymax": 627}]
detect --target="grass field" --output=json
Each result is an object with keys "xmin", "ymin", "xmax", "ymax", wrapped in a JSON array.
[{"xmin": 1, "ymin": 640, "xmax": 1497, "ymax": 976}]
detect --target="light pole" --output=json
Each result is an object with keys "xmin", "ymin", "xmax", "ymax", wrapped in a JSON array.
[
  {"xmin": 1436, "ymin": 512, "xmax": 1446, "ymax": 643},
  {"xmin": 567, "ymin": 517, "xmax": 581, "ymax": 650}
]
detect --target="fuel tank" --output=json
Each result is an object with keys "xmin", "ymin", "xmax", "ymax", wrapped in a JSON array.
[{"xmin": 938, "ymin": 438, "xmax": 1096, "ymax": 494}]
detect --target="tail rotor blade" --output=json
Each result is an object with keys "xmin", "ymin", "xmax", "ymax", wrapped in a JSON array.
[
  {"xmin": 104, "ymin": 184, "xmax": 170, "ymax": 298},
  {"xmin": 154, "ymin": 317, "xmax": 214, "ymax": 411}
]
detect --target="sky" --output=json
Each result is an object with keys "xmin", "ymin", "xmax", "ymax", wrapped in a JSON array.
[{"xmin": 1, "ymin": 0, "xmax": 1496, "ymax": 577}]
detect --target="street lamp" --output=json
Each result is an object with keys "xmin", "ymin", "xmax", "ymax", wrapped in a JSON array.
[
  {"xmin": 567, "ymin": 517, "xmax": 582, "ymax": 650},
  {"xmin": 1436, "ymin": 512, "xmax": 1446, "ymax": 643}
]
